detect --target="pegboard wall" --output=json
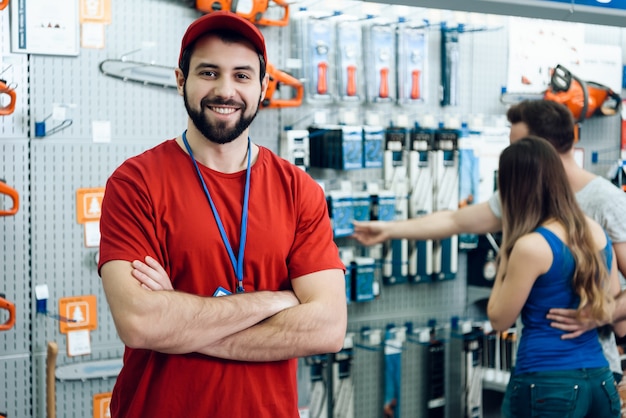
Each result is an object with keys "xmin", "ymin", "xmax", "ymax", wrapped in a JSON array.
[{"xmin": 1, "ymin": 1, "xmax": 625, "ymax": 418}]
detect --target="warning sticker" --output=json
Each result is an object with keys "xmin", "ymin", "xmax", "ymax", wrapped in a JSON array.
[
  {"xmin": 76, "ymin": 187, "xmax": 105, "ymax": 224},
  {"xmin": 93, "ymin": 392, "xmax": 112, "ymax": 418},
  {"xmin": 58, "ymin": 295, "xmax": 97, "ymax": 334}
]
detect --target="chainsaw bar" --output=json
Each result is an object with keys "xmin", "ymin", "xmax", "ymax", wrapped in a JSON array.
[{"xmin": 99, "ymin": 59, "xmax": 177, "ymax": 89}]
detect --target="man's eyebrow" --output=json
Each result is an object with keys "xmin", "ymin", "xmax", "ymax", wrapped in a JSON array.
[
  {"xmin": 193, "ymin": 63, "xmax": 219, "ymax": 71},
  {"xmin": 193, "ymin": 63, "xmax": 256, "ymax": 73}
]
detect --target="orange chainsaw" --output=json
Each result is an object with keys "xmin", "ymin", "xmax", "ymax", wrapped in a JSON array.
[
  {"xmin": 261, "ymin": 63, "xmax": 303, "ymax": 109},
  {"xmin": 544, "ymin": 64, "xmax": 622, "ymax": 124},
  {"xmin": 0, "ymin": 0, "xmax": 8, "ymax": 11},
  {"xmin": 195, "ymin": 0, "xmax": 289, "ymax": 26}
]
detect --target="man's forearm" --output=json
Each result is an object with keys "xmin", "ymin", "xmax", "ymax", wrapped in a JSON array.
[
  {"xmin": 197, "ymin": 297, "xmax": 347, "ymax": 361},
  {"xmin": 387, "ymin": 202, "xmax": 501, "ymax": 241},
  {"xmin": 110, "ymin": 286, "xmax": 298, "ymax": 354},
  {"xmin": 386, "ymin": 212, "xmax": 459, "ymax": 241}
]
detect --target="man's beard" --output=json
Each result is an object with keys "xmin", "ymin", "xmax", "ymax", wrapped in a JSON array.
[{"xmin": 183, "ymin": 83, "xmax": 260, "ymax": 145}]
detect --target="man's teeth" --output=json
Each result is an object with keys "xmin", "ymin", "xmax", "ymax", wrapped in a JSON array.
[{"xmin": 212, "ymin": 107, "xmax": 236, "ymax": 115}]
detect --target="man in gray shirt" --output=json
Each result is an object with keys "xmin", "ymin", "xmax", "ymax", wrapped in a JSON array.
[{"xmin": 353, "ymin": 99, "xmax": 626, "ymax": 383}]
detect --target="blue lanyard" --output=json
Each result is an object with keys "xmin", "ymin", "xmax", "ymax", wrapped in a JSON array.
[{"xmin": 182, "ymin": 130, "xmax": 251, "ymax": 293}]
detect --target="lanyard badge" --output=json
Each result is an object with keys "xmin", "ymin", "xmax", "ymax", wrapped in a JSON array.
[{"xmin": 182, "ymin": 131, "xmax": 251, "ymax": 293}]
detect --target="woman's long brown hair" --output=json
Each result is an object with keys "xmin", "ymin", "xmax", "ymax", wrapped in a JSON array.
[{"xmin": 498, "ymin": 136, "xmax": 613, "ymax": 322}]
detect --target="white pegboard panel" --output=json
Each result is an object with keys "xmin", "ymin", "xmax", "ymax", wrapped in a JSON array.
[
  {"xmin": 0, "ymin": 357, "xmax": 31, "ymax": 418},
  {"xmin": 26, "ymin": 0, "xmax": 286, "ymax": 146},
  {"xmin": 460, "ymin": 23, "xmax": 509, "ymax": 117},
  {"xmin": 0, "ymin": 141, "xmax": 30, "ymax": 418},
  {"xmin": 0, "ymin": 141, "xmax": 30, "ymax": 355},
  {"xmin": 31, "ymin": 347, "xmax": 120, "ymax": 418},
  {"xmin": 29, "ymin": 141, "xmax": 148, "ymax": 418},
  {"xmin": 0, "ymin": 7, "xmax": 30, "ymax": 139},
  {"xmin": 28, "ymin": 0, "xmax": 194, "ymax": 142},
  {"xmin": 29, "ymin": 141, "xmax": 150, "ymax": 347}
]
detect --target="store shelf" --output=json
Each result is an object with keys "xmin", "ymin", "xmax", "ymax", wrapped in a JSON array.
[{"xmin": 363, "ymin": 0, "xmax": 626, "ymax": 28}]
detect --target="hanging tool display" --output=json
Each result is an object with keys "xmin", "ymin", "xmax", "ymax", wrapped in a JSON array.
[
  {"xmin": 55, "ymin": 358, "xmax": 122, "ymax": 381},
  {"xmin": 440, "ymin": 24, "xmax": 500, "ymax": 107},
  {"xmin": 397, "ymin": 22, "xmax": 427, "ymax": 104},
  {"xmin": 0, "ymin": 180, "xmax": 19, "ymax": 216},
  {"xmin": 305, "ymin": 354, "xmax": 329, "ymax": 417},
  {"xmin": 544, "ymin": 64, "xmax": 622, "ymax": 124},
  {"xmin": 0, "ymin": 78, "xmax": 16, "ymax": 116},
  {"xmin": 432, "ymin": 128, "xmax": 459, "ymax": 281},
  {"xmin": 364, "ymin": 22, "xmax": 396, "ymax": 103},
  {"xmin": 336, "ymin": 19, "xmax": 364, "ymax": 102},
  {"xmin": 194, "ymin": 0, "xmax": 289, "ymax": 26},
  {"xmin": 0, "ymin": 294, "xmax": 16, "ymax": 331},
  {"xmin": 383, "ymin": 325, "xmax": 404, "ymax": 418},
  {"xmin": 261, "ymin": 63, "xmax": 303, "ymax": 109},
  {"xmin": 407, "ymin": 125, "xmax": 435, "ymax": 283},
  {"xmin": 440, "ymin": 23, "xmax": 460, "ymax": 107},
  {"xmin": 99, "ymin": 57, "xmax": 177, "ymax": 89},
  {"xmin": 426, "ymin": 321, "xmax": 446, "ymax": 418}
]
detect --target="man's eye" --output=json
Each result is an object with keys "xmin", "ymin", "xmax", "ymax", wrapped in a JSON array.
[
  {"xmin": 236, "ymin": 73, "xmax": 251, "ymax": 80},
  {"xmin": 201, "ymin": 71, "xmax": 217, "ymax": 77}
]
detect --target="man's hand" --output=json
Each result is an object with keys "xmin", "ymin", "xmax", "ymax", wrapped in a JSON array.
[
  {"xmin": 352, "ymin": 220, "xmax": 389, "ymax": 246},
  {"xmin": 132, "ymin": 256, "xmax": 174, "ymax": 291},
  {"xmin": 546, "ymin": 307, "xmax": 600, "ymax": 339}
]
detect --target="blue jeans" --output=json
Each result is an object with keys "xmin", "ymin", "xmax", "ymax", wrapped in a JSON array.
[{"xmin": 501, "ymin": 367, "xmax": 620, "ymax": 418}]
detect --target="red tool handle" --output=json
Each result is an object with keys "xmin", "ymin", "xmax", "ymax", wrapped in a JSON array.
[
  {"xmin": 0, "ymin": 181, "xmax": 19, "ymax": 216},
  {"xmin": 0, "ymin": 81, "xmax": 16, "ymax": 116},
  {"xmin": 0, "ymin": 296, "xmax": 15, "ymax": 331},
  {"xmin": 411, "ymin": 69, "xmax": 421, "ymax": 100},
  {"xmin": 317, "ymin": 62, "xmax": 328, "ymax": 95},
  {"xmin": 379, "ymin": 67, "xmax": 389, "ymax": 99},
  {"xmin": 346, "ymin": 65, "xmax": 357, "ymax": 97},
  {"xmin": 0, "ymin": 0, "xmax": 8, "ymax": 11}
]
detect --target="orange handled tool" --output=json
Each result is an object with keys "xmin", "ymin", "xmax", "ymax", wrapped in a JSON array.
[
  {"xmin": 261, "ymin": 63, "xmax": 303, "ymax": 109},
  {"xmin": 195, "ymin": 0, "xmax": 289, "ymax": 26},
  {"xmin": 46, "ymin": 341, "xmax": 58, "ymax": 418},
  {"xmin": 0, "ymin": 180, "xmax": 19, "ymax": 216},
  {"xmin": 317, "ymin": 62, "xmax": 328, "ymax": 95},
  {"xmin": 411, "ymin": 69, "xmax": 421, "ymax": 100},
  {"xmin": 0, "ymin": 80, "xmax": 16, "ymax": 116},
  {"xmin": 346, "ymin": 65, "xmax": 357, "ymax": 97},
  {"xmin": 254, "ymin": 0, "xmax": 289, "ymax": 27},
  {"xmin": 0, "ymin": 294, "xmax": 15, "ymax": 331},
  {"xmin": 379, "ymin": 67, "xmax": 389, "ymax": 99},
  {"xmin": 0, "ymin": 0, "xmax": 8, "ymax": 11}
]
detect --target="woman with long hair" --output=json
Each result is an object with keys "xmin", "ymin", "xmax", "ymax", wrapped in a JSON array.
[{"xmin": 487, "ymin": 136, "xmax": 621, "ymax": 417}]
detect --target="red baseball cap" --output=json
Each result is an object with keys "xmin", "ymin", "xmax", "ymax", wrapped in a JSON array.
[{"xmin": 178, "ymin": 11, "xmax": 267, "ymax": 68}]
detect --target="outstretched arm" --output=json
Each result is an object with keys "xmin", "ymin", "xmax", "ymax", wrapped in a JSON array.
[{"xmin": 352, "ymin": 201, "xmax": 501, "ymax": 246}]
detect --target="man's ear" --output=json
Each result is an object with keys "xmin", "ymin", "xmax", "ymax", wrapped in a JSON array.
[
  {"xmin": 175, "ymin": 68, "xmax": 186, "ymax": 96},
  {"xmin": 260, "ymin": 73, "xmax": 270, "ymax": 101}
]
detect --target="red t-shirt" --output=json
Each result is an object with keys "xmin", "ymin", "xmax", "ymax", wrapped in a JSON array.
[{"xmin": 98, "ymin": 139, "xmax": 344, "ymax": 417}]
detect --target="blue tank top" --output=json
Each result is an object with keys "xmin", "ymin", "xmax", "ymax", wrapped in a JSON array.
[{"xmin": 514, "ymin": 226, "xmax": 613, "ymax": 374}]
